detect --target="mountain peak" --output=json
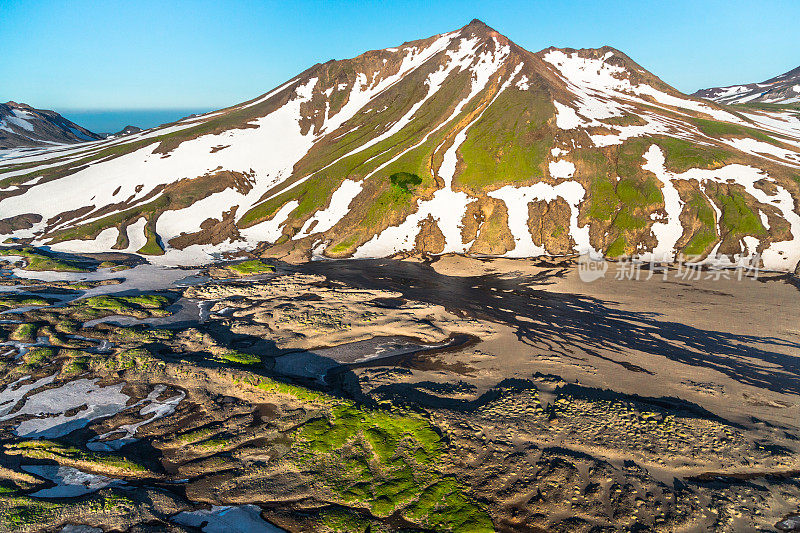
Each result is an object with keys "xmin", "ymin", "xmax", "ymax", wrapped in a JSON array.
[
  {"xmin": 461, "ymin": 18, "xmax": 498, "ymax": 34},
  {"xmin": 694, "ymin": 63, "xmax": 800, "ymax": 105}
]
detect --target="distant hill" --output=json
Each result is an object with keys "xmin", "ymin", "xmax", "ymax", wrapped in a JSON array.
[
  {"xmin": 104, "ymin": 125, "xmax": 143, "ymax": 139},
  {"xmin": 1, "ymin": 20, "xmax": 800, "ymax": 271},
  {"xmin": 694, "ymin": 65, "xmax": 800, "ymax": 105},
  {"xmin": 0, "ymin": 101, "xmax": 102, "ymax": 149}
]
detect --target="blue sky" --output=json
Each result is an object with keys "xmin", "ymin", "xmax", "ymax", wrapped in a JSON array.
[{"xmin": 2, "ymin": 0, "xmax": 798, "ymax": 112}]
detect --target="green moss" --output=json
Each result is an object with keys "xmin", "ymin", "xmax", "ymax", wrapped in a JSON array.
[
  {"xmin": 318, "ymin": 508, "xmax": 371, "ymax": 533},
  {"xmin": 406, "ymin": 478, "xmax": 495, "ymax": 532},
  {"xmin": 137, "ymin": 224, "xmax": 165, "ymax": 255},
  {"xmin": 717, "ymin": 190, "xmax": 766, "ymax": 237},
  {"xmin": 457, "ymin": 90, "xmax": 554, "ymax": 190},
  {"xmin": 23, "ymin": 347, "xmax": 56, "ymax": 369},
  {"xmin": 605, "ymin": 236, "xmax": 627, "ymax": 257},
  {"xmin": 0, "ymin": 247, "xmax": 87, "ymax": 272},
  {"xmin": 226, "ymin": 259, "xmax": 275, "ymax": 275},
  {"xmin": 682, "ymin": 192, "xmax": 718, "ymax": 257},
  {"xmin": 10, "ymin": 323, "xmax": 37, "ymax": 342},
  {"xmin": 108, "ymin": 326, "xmax": 173, "ymax": 343},
  {"xmin": 614, "ymin": 209, "xmax": 648, "ymax": 230},
  {"xmin": 5, "ymin": 440, "xmax": 147, "ymax": 474},
  {"xmin": 328, "ymin": 235, "xmax": 358, "ymax": 255},
  {"xmin": 692, "ymin": 117, "xmax": 780, "ymax": 146},
  {"xmin": 588, "ymin": 178, "xmax": 618, "ymax": 221},
  {"xmin": 72, "ymin": 293, "xmax": 173, "ymax": 319},
  {"xmin": 63, "ymin": 356, "xmax": 89, "ymax": 374},
  {"xmin": 247, "ymin": 376, "xmax": 490, "ymax": 531},
  {"xmin": 0, "ymin": 497, "xmax": 57, "ymax": 528},
  {"xmin": 655, "ymin": 137, "xmax": 732, "ymax": 173},
  {"xmin": 217, "ymin": 351, "xmax": 262, "ymax": 366},
  {"xmin": 0, "ymin": 295, "xmax": 51, "ymax": 311}
]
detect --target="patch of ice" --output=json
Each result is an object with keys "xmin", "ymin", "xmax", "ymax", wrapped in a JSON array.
[
  {"xmin": 0, "ymin": 379, "xmax": 130, "ymax": 438},
  {"xmin": 0, "ymin": 374, "xmax": 57, "ymax": 417},
  {"xmin": 23, "ymin": 465, "xmax": 123, "ymax": 498},
  {"xmin": 172, "ymin": 504, "xmax": 287, "ymax": 533},
  {"xmin": 88, "ymin": 385, "xmax": 185, "ymax": 451}
]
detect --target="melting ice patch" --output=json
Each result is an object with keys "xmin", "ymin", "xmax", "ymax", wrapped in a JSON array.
[
  {"xmin": 0, "ymin": 374, "xmax": 57, "ymax": 417},
  {"xmin": 0, "ymin": 379, "xmax": 130, "ymax": 438},
  {"xmin": 88, "ymin": 385, "xmax": 185, "ymax": 451},
  {"xmin": 23, "ymin": 465, "xmax": 124, "ymax": 498},
  {"xmin": 0, "ymin": 377, "xmax": 184, "ymax": 441},
  {"xmin": 172, "ymin": 504, "xmax": 287, "ymax": 533}
]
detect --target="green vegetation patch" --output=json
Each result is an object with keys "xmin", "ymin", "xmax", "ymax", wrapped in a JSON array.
[
  {"xmin": 225, "ymin": 259, "xmax": 275, "ymax": 275},
  {"xmin": 107, "ymin": 325, "xmax": 174, "ymax": 343},
  {"xmin": 605, "ymin": 236, "xmax": 627, "ymax": 258},
  {"xmin": 246, "ymin": 375, "xmax": 492, "ymax": 530},
  {"xmin": 682, "ymin": 192, "xmax": 718, "ymax": 257},
  {"xmin": 10, "ymin": 323, "xmax": 37, "ymax": 342},
  {"xmin": 389, "ymin": 172, "xmax": 423, "ymax": 195},
  {"xmin": 0, "ymin": 246, "xmax": 87, "ymax": 272},
  {"xmin": 5, "ymin": 440, "xmax": 147, "ymax": 475},
  {"xmin": 23, "ymin": 346, "xmax": 56, "ymax": 369},
  {"xmin": 692, "ymin": 117, "xmax": 780, "ymax": 146},
  {"xmin": 0, "ymin": 496, "xmax": 58, "ymax": 529},
  {"xmin": 215, "ymin": 350, "xmax": 262, "ymax": 366},
  {"xmin": 456, "ymin": 90, "xmax": 554, "ymax": 190},
  {"xmin": 0, "ymin": 295, "xmax": 52, "ymax": 311},
  {"xmin": 716, "ymin": 190, "xmax": 766, "ymax": 237},
  {"xmin": 137, "ymin": 224, "xmax": 165, "ymax": 256},
  {"xmin": 71, "ymin": 293, "xmax": 175, "ymax": 320}
]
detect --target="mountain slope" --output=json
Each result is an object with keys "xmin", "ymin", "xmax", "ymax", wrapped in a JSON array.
[
  {"xmin": 1, "ymin": 20, "xmax": 800, "ymax": 270},
  {"xmin": 0, "ymin": 102, "xmax": 102, "ymax": 149},
  {"xmin": 694, "ymin": 65, "xmax": 800, "ymax": 105}
]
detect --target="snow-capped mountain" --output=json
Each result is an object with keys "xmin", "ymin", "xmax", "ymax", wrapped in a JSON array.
[
  {"xmin": 694, "ymin": 65, "xmax": 800, "ymax": 105},
  {"xmin": 0, "ymin": 102, "xmax": 102, "ymax": 149},
  {"xmin": 2, "ymin": 20, "xmax": 800, "ymax": 270}
]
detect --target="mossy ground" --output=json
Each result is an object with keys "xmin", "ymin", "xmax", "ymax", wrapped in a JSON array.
[
  {"xmin": 225, "ymin": 259, "xmax": 275, "ymax": 275},
  {"xmin": 0, "ymin": 247, "xmax": 87, "ymax": 272}
]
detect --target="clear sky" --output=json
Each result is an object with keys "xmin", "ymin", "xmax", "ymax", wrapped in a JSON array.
[{"xmin": 2, "ymin": 0, "xmax": 798, "ymax": 112}]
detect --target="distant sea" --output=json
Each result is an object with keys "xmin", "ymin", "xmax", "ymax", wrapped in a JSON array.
[{"xmin": 59, "ymin": 108, "xmax": 214, "ymax": 135}]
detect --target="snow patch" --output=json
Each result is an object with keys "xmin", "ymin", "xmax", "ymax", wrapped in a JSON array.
[{"xmin": 295, "ymin": 179, "xmax": 363, "ymax": 239}]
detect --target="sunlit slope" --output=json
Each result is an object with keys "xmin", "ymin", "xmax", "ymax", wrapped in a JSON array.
[{"xmin": 1, "ymin": 20, "xmax": 799, "ymax": 269}]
